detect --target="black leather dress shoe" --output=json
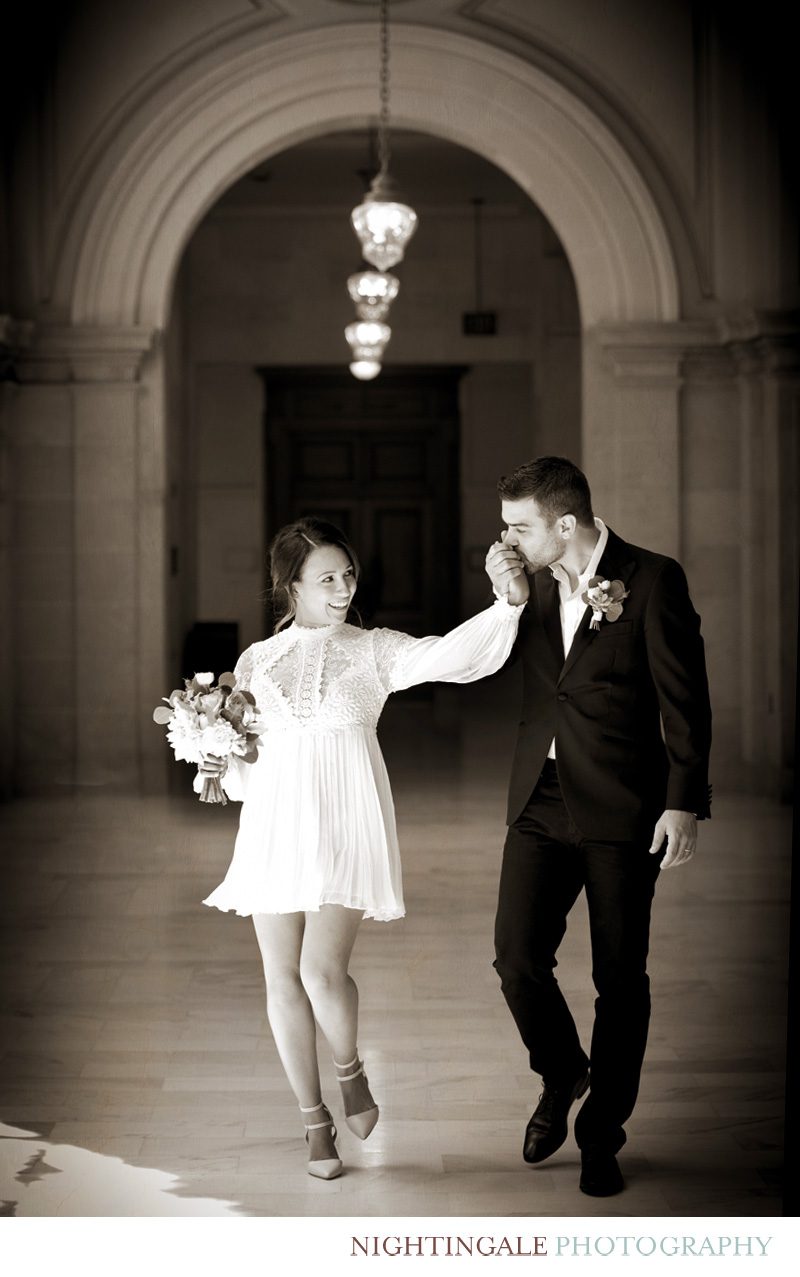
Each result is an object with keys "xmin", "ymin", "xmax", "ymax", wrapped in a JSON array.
[
  {"xmin": 579, "ymin": 1147, "xmax": 625, "ymax": 1196},
  {"xmin": 523, "ymin": 1069, "xmax": 590, "ymax": 1164}
]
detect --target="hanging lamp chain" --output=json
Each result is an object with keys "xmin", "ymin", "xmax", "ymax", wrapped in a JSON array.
[
  {"xmin": 473, "ymin": 197, "xmax": 484, "ymax": 310},
  {"xmin": 377, "ymin": 0, "xmax": 391, "ymax": 178}
]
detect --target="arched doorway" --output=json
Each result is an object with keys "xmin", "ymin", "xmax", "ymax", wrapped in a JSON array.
[
  {"xmin": 169, "ymin": 127, "xmax": 582, "ymax": 675},
  {"xmin": 59, "ymin": 24, "xmax": 679, "ymax": 327},
  {"xmin": 23, "ymin": 23, "xmax": 688, "ymax": 788}
]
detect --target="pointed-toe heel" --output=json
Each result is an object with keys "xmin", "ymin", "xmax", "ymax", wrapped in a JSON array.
[
  {"xmin": 300, "ymin": 1101, "xmax": 343, "ymax": 1180},
  {"xmin": 346, "ymin": 1106, "xmax": 380, "ymax": 1140},
  {"xmin": 334, "ymin": 1053, "xmax": 380, "ymax": 1141}
]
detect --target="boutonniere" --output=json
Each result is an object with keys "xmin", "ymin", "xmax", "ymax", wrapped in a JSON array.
[{"xmin": 581, "ymin": 577, "xmax": 630, "ymax": 630}]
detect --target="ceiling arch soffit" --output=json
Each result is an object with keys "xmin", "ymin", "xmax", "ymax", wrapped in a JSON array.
[
  {"xmin": 56, "ymin": 23, "xmax": 682, "ymax": 331},
  {"xmin": 458, "ymin": 0, "xmax": 710, "ymax": 302}
]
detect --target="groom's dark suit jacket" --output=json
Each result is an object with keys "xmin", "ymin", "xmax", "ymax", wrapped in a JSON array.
[{"xmin": 507, "ymin": 527, "xmax": 712, "ymax": 840}]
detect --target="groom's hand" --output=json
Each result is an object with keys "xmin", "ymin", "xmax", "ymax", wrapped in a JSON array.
[
  {"xmin": 485, "ymin": 536, "xmax": 530, "ymax": 605},
  {"xmin": 649, "ymin": 810, "xmax": 697, "ymax": 868}
]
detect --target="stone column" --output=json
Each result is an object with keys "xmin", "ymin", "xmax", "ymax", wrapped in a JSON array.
[
  {"xmin": 763, "ymin": 329, "xmax": 799, "ymax": 801},
  {"xmin": 1, "ymin": 318, "xmax": 34, "ymax": 796},
  {"xmin": 732, "ymin": 318, "xmax": 799, "ymax": 798},
  {"xmin": 582, "ymin": 326, "xmax": 738, "ymax": 777},
  {"xmin": 582, "ymin": 316, "xmax": 797, "ymax": 799},
  {"xmin": 583, "ymin": 322, "xmax": 735, "ymax": 787},
  {"xmin": 12, "ymin": 324, "xmax": 167, "ymax": 793},
  {"xmin": 582, "ymin": 323, "xmax": 697, "ymax": 559},
  {"xmin": 680, "ymin": 343, "xmax": 741, "ymax": 781}
]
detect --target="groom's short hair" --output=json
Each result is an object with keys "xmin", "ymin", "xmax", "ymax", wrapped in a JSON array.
[{"xmin": 497, "ymin": 456, "xmax": 595, "ymax": 527}]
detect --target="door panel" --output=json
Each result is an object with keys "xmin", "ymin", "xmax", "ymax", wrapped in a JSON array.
[
  {"xmin": 262, "ymin": 367, "xmax": 462, "ymax": 637},
  {"xmin": 368, "ymin": 503, "xmax": 429, "ymax": 630},
  {"xmin": 369, "ymin": 439, "xmax": 427, "ymax": 483},
  {"xmin": 294, "ymin": 437, "xmax": 357, "ymax": 482}
]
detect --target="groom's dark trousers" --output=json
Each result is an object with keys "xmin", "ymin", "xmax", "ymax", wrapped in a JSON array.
[
  {"xmin": 495, "ymin": 760, "xmax": 663, "ymax": 1154},
  {"xmin": 493, "ymin": 527, "xmax": 712, "ymax": 1155}
]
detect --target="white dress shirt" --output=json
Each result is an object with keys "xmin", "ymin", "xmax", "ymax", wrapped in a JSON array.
[{"xmin": 547, "ymin": 517, "xmax": 608, "ymax": 759}]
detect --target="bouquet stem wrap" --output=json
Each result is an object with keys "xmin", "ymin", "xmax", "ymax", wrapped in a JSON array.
[{"xmin": 199, "ymin": 774, "xmax": 228, "ymax": 806}]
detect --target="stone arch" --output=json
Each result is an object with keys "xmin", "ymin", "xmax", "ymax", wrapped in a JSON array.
[{"xmin": 57, "ymin": 23, "xmax": 681, "ymax": 331}]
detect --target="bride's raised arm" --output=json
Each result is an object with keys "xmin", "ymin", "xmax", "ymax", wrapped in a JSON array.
[{"xmin": 372, "ymin": 596, "xmax": 524, "ymax": 694}]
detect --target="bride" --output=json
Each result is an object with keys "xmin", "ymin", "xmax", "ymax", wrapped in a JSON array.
[{"xmin": 199, "ymin": 517, "xmax": 524, "ymax": 1179}]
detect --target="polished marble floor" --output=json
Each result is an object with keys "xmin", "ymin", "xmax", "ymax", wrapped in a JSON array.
[{"xmin": 0, "ymin": 685, "xmax": 790, "ymax": 1217}]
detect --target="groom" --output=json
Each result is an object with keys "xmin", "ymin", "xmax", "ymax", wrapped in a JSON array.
[{"xmin": 484, "ymin": 456, "xmax": 711, "ymax": 1197}]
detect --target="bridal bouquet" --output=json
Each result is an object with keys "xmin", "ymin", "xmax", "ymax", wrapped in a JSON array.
[{"xmin": 153, "ymin": 672, "xmax": 262, "ymax": 805}]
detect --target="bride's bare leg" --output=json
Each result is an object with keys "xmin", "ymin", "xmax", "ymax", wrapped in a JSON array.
[
  {"xmin": 252, "ymin": 911, "xmax": 337, "ymax": 1162},
  {"xmin": 301, "ymin": 905, "xmax": 376, "ymax": 1120}
]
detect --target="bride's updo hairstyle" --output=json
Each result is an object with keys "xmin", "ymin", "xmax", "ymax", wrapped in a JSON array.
[{"xmin": 269, "ymin": 517, "xmax": 361, "ymax": 633}]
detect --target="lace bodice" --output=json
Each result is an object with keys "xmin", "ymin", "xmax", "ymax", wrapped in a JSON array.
[
  {"xmin": 234, "ymin": 624, "xmax": 393, "ymax": 732},
  {"xmin": 232, "ymin": 600, "xmax": 523, "ymax": 736}
]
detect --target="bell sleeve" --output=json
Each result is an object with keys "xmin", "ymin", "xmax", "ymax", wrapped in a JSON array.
[{"xmin": 372, "ymin": 597, "xmax": 524, "ymax": 693}]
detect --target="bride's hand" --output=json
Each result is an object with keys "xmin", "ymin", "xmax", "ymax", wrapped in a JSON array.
[
  {"xmin": 485, "ymin": 536, "xmax": 530, "ymax": 605},
  {"xmin": 199, "ymin": 754, "xmax": 227, "ymax": 776}
]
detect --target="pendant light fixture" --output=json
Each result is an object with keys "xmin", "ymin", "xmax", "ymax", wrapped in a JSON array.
[
  {"xmin": 348, "ymin": 359, "xmax": 382, "ymax": 381},
  {"xmin": 347, "ymin": 268, "xmax": 400, "ymax": 321},
  {"xmin": 345, "ymin": 319, "xmax": 391, "ymax": 361},
  {"xmin": 350, "ymin": 0, "xmax": 418, "ymax": 270},
  {"xmin": 462, "ymin": 196, "xmax": 497, "ymax": 335}
]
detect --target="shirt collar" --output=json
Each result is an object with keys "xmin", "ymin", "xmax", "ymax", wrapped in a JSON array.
[{"xmin": 550, "ymin": 517, "xmax": 608, "ymax": 595}]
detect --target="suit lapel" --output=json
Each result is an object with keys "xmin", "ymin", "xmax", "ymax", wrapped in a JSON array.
[
  {"xmin": 557, "ymin": 527, "xmax": 637, "ymax": 684},
  {"xmin": 557, "ymin": 601, "xmax": 595, "ymax": 684}
]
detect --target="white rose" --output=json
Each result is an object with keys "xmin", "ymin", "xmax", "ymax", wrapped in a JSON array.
[
  {"xmin": 199, "ymin": 720, "xmax": 239, "ymax": 757},
  {"xmin": 195, "ymin": 672, "xmax": 214, "ymax": 686}
]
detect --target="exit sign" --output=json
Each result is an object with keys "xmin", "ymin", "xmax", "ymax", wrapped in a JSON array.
[{"xmin": 462, "ymin": 311, "xmax": 497, "ymax": 335}]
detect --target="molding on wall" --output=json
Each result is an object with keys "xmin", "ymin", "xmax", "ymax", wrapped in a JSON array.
[
  {"xmin": 50, "ymin": 24, "xmax": 680, "ymax": 333},
  {"xmin": 594, "ymin": 312, "xmax": 800, "ymax": 367},
  {"xmin": 16, "ymin": 324, "xmax": 157, "ymax": 383}
]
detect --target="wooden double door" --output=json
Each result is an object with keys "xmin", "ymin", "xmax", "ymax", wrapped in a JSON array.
[{"xmin": 261, "ymin": 367, "xmax": 463, "ymax": 637}]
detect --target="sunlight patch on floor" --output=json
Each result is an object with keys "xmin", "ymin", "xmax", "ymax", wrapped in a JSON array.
[{"xmin": 0, "ymin": 1121, "xmax": 241, "ymax": 1216}]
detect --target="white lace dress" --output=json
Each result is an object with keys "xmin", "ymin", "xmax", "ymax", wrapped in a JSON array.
[{"xmin": 201, "ymin": 599, "xmax": 523, "ymax": 920}]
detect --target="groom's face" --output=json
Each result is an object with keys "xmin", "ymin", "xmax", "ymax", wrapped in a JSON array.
[{"xmin": 501, "ymin": 497, "xmax": 565, "ymax": 573}]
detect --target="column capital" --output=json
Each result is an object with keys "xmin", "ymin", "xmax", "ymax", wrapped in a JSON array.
[
  {"xmin": 717, "ymin": 307, "xmax": 800, "ymax": 345},
  {"xmin": 0, "ymin": 314, "xmax": 35, "ymax": 381},
  {"xmin": 592, "ymin": 315, "xmax": 800, "ymax": 382},
  {"xmin": 715, "ymin": 308, "xmax": 799, "ymax": 375},
  {"xmin": 749, "ymin": 333, "xmax": 800, "ymax": 375},
  {"xmin": 16, "ymin": 324, "xmax": 158, "ymax": 383},
  {"xmin": 591, "ymin": 320, "xmax": 720, "ymax": 383}
]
